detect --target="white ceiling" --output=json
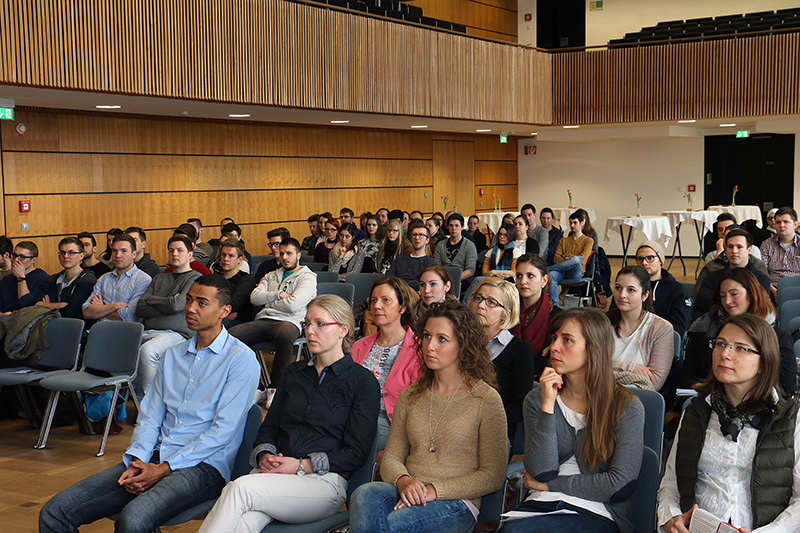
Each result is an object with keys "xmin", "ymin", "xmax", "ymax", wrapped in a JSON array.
[{"xmin": 2, "ymin": 84, "xmax": 799, "ymax": 141}]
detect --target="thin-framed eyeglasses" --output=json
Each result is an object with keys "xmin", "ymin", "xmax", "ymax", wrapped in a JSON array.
[
  {"xmin": 470, "ymin": 293, "xmax": 504, "ymax": 309},
  {"xmin": 635, "ymin": 255, "xmax": 657, "ymax": 264},
  {"xmin": 709, "ymin": 339, "xmax": 759, "ymax": 356},
  {"xmin": 57, "ymin": 250, "xmax": 82, "ymax": 257},
  {"xmin": 11, "ymin": 253, "xmax": 35, "ymax": 260},
  {"xmin": 301, "ymin": 320, "xmax": 342, "ymax": 331}
]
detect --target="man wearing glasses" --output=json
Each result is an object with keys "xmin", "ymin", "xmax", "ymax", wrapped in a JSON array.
[
  {"xmin": 229, "ymin": 237, "xmax": 317, "ymax": 397},
  {"xmin": 253, "ymin": 227, "xmax": 290, "ymax": 283},
  {"xmin": 36, "ymin": 237, "xmax": 97, "ymax": 319},
  {"xmin": 0, "ymin": 241, "xmax": 50, "ymax": 313},
  {"xmin": 632, "ymin": 240, "xmax": 691, "ymax": 338},
  {"xmin": 388, "ymin": 221, "xmax": 436, "ymax": 290}
]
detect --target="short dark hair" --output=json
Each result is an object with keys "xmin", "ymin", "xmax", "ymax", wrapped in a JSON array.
[
  {"xmin": 776, "ymin": 206, "xmax": 798, "ymax": 222},
  {"xmin": 724, "ymin": 227, "xmax": 753, "ymax": 247},
  {"xmin": 16, "ymin": 241, "xmax": 39, "ymax": 257},
  {"xmin": 541, "ymin": 207, "xmax": 554, "ymax": 216},
  {"xmin": 124, "ymin": 226, "xmax": 147, "ymax": 241},
  {"xmin": 340, "ymin": 208, "xmax": 354, "ymax": 217},
  {"xmin": 307, "ymin": 214, "xmax": 320, "ymax": 223},
  {"xmin": 426, "ymin": 217, "xmax": 441, "ymax": 228},
  {"xmin": 112, "ymin": 234, "xmax": 136, "ymax": 251},
  {"xmin": 168, "ymin": 234, "xmax": 194, "ymax": 251},
  {"xmin": 267, "ymin": 227, "xmax": 290, "ymax": 240},
  {"xmin": 388, "ymin": 209, "xmax": 403, "ymax": 221},
  {"xmin": 187, "ymin": 217, "xmax": 203, "ymax": 227},
  {"xmin": 174, "ymin": 223, "xmax": 198, "ymax": 243},
  {"xmin": 221, "ymin": 222, "xmax": 242, "ymax": 236},
  {"xmin": 377, "ymin": 208, "xmax": 389, "ymax": 216},
  {"xmin": 521, "ymin": 203, "xmax": 536, "ymax": 214},
  {"xmin": 59, "ymin": 236, "xmax": 83, "ymax": 249},
  {"xmin": 0, "ymin": 236, "xmax": 13, "ymax": 257},
  {"xmin": 77, "ymin": 232, "xmax": 96, "ymax": 247},
  {"xmin": 717, "ymin": 212, "xmax": 737, "ymax": 224},
  {"xmin": 411, "ymin": 210, "xmax": 424, "ymax": 218},
  {"xmin": 192, "ymin": 274, "xmax": 233, "ymax": 307},
  {"xmin": 280, "ymin": 237, "xmax": 302, "ymax": 254},
  {"xmin": 220, "ymin": 217, "xmax": 235, "ymax": 225},
  {"xmin": 446, "ymin": 213, "xmax": 464, "ymax": 226},
  {"xmin": 219, "ymin": 238, "xmax": 244, "ymax": 258}
]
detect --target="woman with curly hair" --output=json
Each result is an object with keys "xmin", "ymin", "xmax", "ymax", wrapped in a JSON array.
[{"xmin": 349, "ymin": 299, "xmax": 508, "ymax": 533}]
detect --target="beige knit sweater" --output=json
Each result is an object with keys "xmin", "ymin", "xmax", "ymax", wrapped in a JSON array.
[{"xmin": 380, "ymin": 380, "xmax": 508, "ymax": 508}]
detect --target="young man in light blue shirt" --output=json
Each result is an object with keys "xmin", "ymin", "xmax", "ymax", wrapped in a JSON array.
[{"xmin": 40, "ymin": 275, "xmax": 260, "ymax": 533}]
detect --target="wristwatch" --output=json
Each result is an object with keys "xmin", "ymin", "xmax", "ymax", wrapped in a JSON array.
[
  {"xmin": 296, "ymin": 459, "xmax": 306, "ymax": 476},
  {"xmin": 16, "ymin": 277, "xmax": 26, "ymax": 282}
]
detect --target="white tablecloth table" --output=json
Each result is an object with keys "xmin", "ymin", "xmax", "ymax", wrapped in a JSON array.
[
  {"xmin": 551, "ymin": 207, "xmax": 597, "ymax": 230},
  {"xmin": 605, "ymin": 215, "xmax": 673, "ymax": 266},
  {"xmin": 662, "ymin": 210, "xmax": 720, "ymax": 278},
  {"xmin": 708, "ymin": 205, "xmax": 763, "ymax": 228},
  {"xmin": 476, "ymin": 212, "xmax": 520, "ymax": 234}
]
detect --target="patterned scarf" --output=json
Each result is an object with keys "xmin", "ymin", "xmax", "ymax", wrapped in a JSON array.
[{"xmin": 709, "ymin": 386, "xmax": 768, "ymax": 442}]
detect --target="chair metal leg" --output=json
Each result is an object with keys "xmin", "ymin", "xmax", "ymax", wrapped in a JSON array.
[
  {"xmin": 256, "ymin": 350, "xmax": 272, "ymax": 388},
  {"xmin": 97, "ymin": 384, "xmax": 121, "ymax": 457},
  {"xmin": 34, "ymin": 391, "xmax": 60, "ymax": 449},
  {"xmin": 127, "ymin": 383, "xmax": 141, "ymax": 425},
  {"xmin": 66, "ymin": 392, "xmax": 95, "ymax": 435},
  {"xmin": 14, "ymin": 385, "xmax": 42, "ymax": 428}
]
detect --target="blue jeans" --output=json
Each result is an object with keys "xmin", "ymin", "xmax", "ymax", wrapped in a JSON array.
[
  {"xmin": 500, "ymin": 499, "xmax": 619, "ymax": 533},
  {"xmin": 39, "ymin": 460, "xmax": 225, "ymax": 533},
  {"xmin": 349, "ymin": 481, "xmax": 475, "ymax": 533},
  {"xmin": 547, "ymin": 256, "xmax": 583, "ymax": 304}
]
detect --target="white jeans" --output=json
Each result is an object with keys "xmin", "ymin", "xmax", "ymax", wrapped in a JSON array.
[
  {"xmin": 198, "ymin": 470, "xmax": 347, "ymax": 533},
  {"xmin": 133, "ymin": 329, "xmax": 186, "ymax": 400}
]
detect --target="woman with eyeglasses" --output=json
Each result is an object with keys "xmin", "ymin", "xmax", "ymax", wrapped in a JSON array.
[
  {"xmin": 607, "ymin": 265, "xmax": 674, "ymax": 391},
  {"xmin": 658, "ymin": 313, "xmax": 800, "ymax": 533},
  {"xmin": 314, "ymin": 218, "xmax": 340, "ymax": 266},
  {"xmin": 328, "ymin": 222, "xmax": 363, "ymax": 281},
  {"xmin": 469, "ymin": 277, "xmax": 535, "ymax": 439},
  {"xmin": 349, "ymin": 298, "xmax": 508, "ymax": 533},
  {"xmin": 511, "ymin": 254, "xmax": 560, "ymax": 375},
  {"xmin": 682, "ymin": 267, "xmax": 796, "ymax": 396},
  {"xmin": 632, "ymin": 241, "xmax": 691, "ymax": 338},
  {"xmin": 502, "ymin": 308, "xmax": 644, "ymax": 533},
  {"xmin": 481, "ymin": 222, "xmax": 521, "ymax": 279},
  {"xmin": 377, "ymin": 219, "xmax": 412, "ymax": 275},
  {"xmin": 352, "ymin": 277, "xmax": 421, "ymax": 453},
  {"xmin": 198, "ymin": 294, "xmax": 380, "ymax": 532},
  {"xmin": 357, "ymin": 214, "xmax": 384, "ymax": 273}
]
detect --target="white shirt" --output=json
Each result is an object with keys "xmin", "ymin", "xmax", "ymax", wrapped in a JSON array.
[
  {"xmin": 657, "ymin": 394, "xmax": 800, "ymax": 533},
  {"xmin": 613, "ymin": 312, "xmax": 652, "ymax": 368}
]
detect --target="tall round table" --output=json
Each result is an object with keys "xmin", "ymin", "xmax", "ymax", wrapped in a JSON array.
[
  {"xmin": 605, "ymin": 215, "xmax": 673, "ymax": 267},
  {"xmin": 707, "ymin": 205, "xmax": 763, "ymax": 228},
  {"xmin": 662, "ymin": 210, "xmax": 720, "ymax": 279},
  {"xmin": 476, "ymin": 212, "xmax": 520, "ymax": 235}
]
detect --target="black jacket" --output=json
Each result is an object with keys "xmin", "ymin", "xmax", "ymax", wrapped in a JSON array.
[
  {"xmin": 651, "ymin": 269, "xmax": 692, "ymax": 338},
  {"xmin": 693, "ymin": 259, "xmax": 771, "ymax": 319}
]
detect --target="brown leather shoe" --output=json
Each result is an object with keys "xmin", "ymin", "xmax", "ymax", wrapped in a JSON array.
[{"xmin": 92, "ymin": 418, "xmax": 123, "ymax": 435}]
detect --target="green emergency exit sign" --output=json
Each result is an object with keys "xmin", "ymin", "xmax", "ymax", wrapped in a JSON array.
[
  {"xmin": 736, "ymin": 130, "xmax": 749, "ymax": 138},
  {"xmin": 0, "ymin": 108, "xmax": 13, "ymax": 120},
  {"xmin": 499, "ymin": 135, "xmax": 508, "ymax": 144}
]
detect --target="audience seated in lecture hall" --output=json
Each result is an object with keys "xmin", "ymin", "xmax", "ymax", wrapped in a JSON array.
[
  {"xmin": 540, "ymin": 207, "xmax": 562, "ymax": 265},
  {"xmin": 220, "ymin": 222, "xmax": 252, "ymax": 273},
  {"xmin": 358, "ymin": 214, "xmax": 384, "ymax": 273},
  {"xmin": 36, "ymin": 237, "xmax": 96, "ymax": 319},
  {"xmin": 124, "ymin": 226, "xmax": 161, "ymax": 279},
  {"xmin": 377, "ymin": 219, "xmax": 412, "ymax": 275},
  {"xmin": 339, "ymin": 207, "xmax": 365, "ymax": 241},
  {"xmin": 173, "ymin": 223, "xmax": 211, "ymax": 268},
  {"xmin": 467, "ymin": 215, "xmax": 488, "ymax": 254},
  {"xmin": 207, "ymin": 216, "xmax": 234, "ymax": 250},
  {"xmin": 212, "ymin": 238, "xmax": 256, "ymax": 329},
  {"xmin": 0, "ymin": 241, "xmax": 51, "ymax": 314},
  {"xmin": 0, "ymin": 235, "xmax": 13, "ymax": 282},
  {"xmin": 77, "ymin": 232, "xmax": 112, "ymax": 279},
  {"xmin": 433, "ymin": 213, "xmax": 478, "ymax": 291},
  {"xmin": 301, "ymin": 213, "xmax": 321, "ymax": 256},
  {"xmin": 547, "ymin": 212, "xmax": 593, "ymax": 305},
  {"xmin": 761, "ymin": 206, "xmax": 800, "ymax": 297},
  {"xmin": 99, "ymin": 227, "xmax": 123, "ymax": 268},
  {"xmin": 252, "ymin": 227, "xmax": 290, "ymax": 283},
  {"xmin": 387, "ymin": 221, "xmax": 437, "ymax": 290},
  {"xmin": 519, "ymin": 204, "xmax": 548, "ymax": 259},
  {"xmin": 512, "ymin": 215, "xmax": 541, "ymax": 258},
  {"xmin": 314, "ymin": 218, "xmax": 340, "ymax": 266},
  {"xmin": 187, "ymin": 217, "xmax": 214, "ymax": 259},
  {"xmin": 329, "ymin": 222, "xmax": 363, "ymax": 281}
]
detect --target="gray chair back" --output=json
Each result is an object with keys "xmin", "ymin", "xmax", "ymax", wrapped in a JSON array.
[
  {"xmin": 779, "ymin": 300, "xmax": 800, "ymax": 331},
  {"xmin": 251, "ymin": 255, "xmax": 272, "ymax": 273},
  {"xmin": 627, "ymin": 386, "xmax": 665, "ymax": 466},
  {"xmin": 444, "ymin": 266, "xmax": 463, "ymax": 297},
  {"xmin": 83, "ymin": 322, "xmax": 144, "ymax": 375},
  {"xmin": 315, "ymin": 271, "xmax": 340, "ymax": 284},
  {"xmin": 777, "ymin": 275, "xmax": 800, "ymax": 293},
  {"xmin": 317, "ymin": 283, "xmax": 355, "ymax": 307},
  {"xmin": 39, "ymin": 317, "xmax": 84, "ymax": 369},
  {"xmin": 305, "ymin": 262, "xmax": 326, "ymax": 272},
  {"xmin": 673, "ymin": 330, "xmax": 682, "ymax": 360},
  {"xmin": 347, "ymin": 273, "xmax": 383, "ymax": 305},
  {"xmin": 778, "ymin": 285, "xmax": 800, "ymax": 314},
  {"xmin": 630, "ymin": 447, "xmax": 660, "ymax": 533}
]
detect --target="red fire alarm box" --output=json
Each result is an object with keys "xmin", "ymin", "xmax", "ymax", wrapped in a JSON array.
[
  {"xmin": 688, "ymin": 185, "xmax": 696, "ymax": 192},
  {"xmin": 19, "ymin": 200, "xmax": 30, "ymax": 212},
  {"xmin": 525, "ymin": 14, "xmax": 532, "ymax": 21},
  {"xmin": 479, "ymin": 188, "xmax": 485, "ymax": 196},
  {"xmin": 524, "ymin": 145, "xmax": 537, "ymax": 155}
]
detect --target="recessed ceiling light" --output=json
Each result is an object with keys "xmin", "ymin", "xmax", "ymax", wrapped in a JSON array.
[
  {"xmin": 411, "ymin": 125, "xmax": 428, "ymax": 129},
  {"xmin": 331, "ymin": 120, "xmax": 350, "ymax": 124},
  {"xmin": 229, "ymin": 114, "xmax": 250, "ymax": 118},
  {"xmin": 531, "ymin": 132, "xmax": 538, "ymax": 135},
  {"xmin": 563, "ymin": 125, "xmax": 580, "ymax": 129},
  {"xmin": 678, "ymin": 119, "xmax": 696, "ymax": 123},
  {"xmin": 476, "ymin": 129, "xmax": 491, "ymax": 132},
  {"xmin": 720, "ymin": 123, "xmax": 736, "ymax": 127},
  {"xmin": 95, "ymin": 105, "xmax": 121, "ymax": 109}
]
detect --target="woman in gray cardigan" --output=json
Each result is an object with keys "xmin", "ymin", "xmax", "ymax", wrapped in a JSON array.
[{"xmin": 503, "ymin": 308, "xmax": 645, "ymax": 533}]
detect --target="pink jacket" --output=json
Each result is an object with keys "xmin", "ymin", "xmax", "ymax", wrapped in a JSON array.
[{"xmin": 351, "ymin": 326, "xmax": 420, "ymax": 421}]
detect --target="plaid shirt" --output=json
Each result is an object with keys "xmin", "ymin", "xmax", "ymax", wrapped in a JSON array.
[{"xmin": 759, "ymin": 233, "xmax": 800, "ymax": 284}]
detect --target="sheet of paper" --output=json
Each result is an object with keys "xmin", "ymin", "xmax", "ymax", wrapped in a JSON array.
[
  {"xmin": 501, "ymin": 509, "xmax": 579, "ymax": 521},
  {"xmin": 689, "ymin": 507, "xmax": 739, "ymax": 533}
]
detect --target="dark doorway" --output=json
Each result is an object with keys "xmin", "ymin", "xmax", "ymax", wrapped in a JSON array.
[
  {"xmin": 704, "ymin": 133, "xmax": 795, "ymax": 252},
  {"xmin": 537, "ymin": 0, "xmax": 585, "ymax": 49}
]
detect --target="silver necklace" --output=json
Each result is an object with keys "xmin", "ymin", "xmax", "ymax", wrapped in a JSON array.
[{"xmin": 428, "ymin": 376, "xmax": 465, "ymax": 453}]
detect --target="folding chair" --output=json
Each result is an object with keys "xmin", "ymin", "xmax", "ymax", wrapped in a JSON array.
[
  {"xmin": 626, "ymin": 386, "xmax": 666, "ymax": 466},
  {"xmin": 109, "ymin": 403, "xmax": 264, "ymax": 533},
  {"xmin": 444, "ymin": 266, "xmax": 463, "ymax": 298},
  {"xmin": 251, "ymin": 255, "xmax": 272, "ymax": 273},
  {"xmin": 35, "ymin": 321, "xmax": 144, "ymax": 457},
  {"xmin": 317, "ymin": 282, "xmax": 355, "ymax": 307},
  {"xmin": 558, "ymin": 252, "xmax": 597, "ymax": 308},
  {"xmin": 630, "ymin": 447, "xmax": 660, "ymax": 533},
  {"xmin": 0, "ymin": 317, "xmax": 84, "ymax": 428},
  {"xmin": 779, "ymin": 300, "xmax": 800, "ymax": 331},
  {"xmin": 315, "ymin": 271, "xmax": 340, "ymax": 284},
  {"xmin": 347, "ymin": 273, "xmax": 383, "ymax": 305}
]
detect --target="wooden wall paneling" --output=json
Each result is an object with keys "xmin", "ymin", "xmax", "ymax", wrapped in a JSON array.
[
  {"xmin": 475, "ymin": 184, "xmax": 518, "ymax": 212},
  {"xmin": 453, "ymin": 141, "xmax": 475, "ymax": 215},
  {"xmin": 404, "ymin": 0, "xmax": 517, "ymax": 40},
  {"xmin": 475, "ymin": 160, "xmax": 517, "ymax": 185}
]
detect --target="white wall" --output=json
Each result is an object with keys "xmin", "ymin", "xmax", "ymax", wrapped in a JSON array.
[
  {"xmin": 518, "ymin": 0, "xmax": 537, "ymax": 47},
  {"xmin": 584, "ymin": 0, "xmax": 800, "ymax": 46},
  {"xmin": 518, "ymin": 137, "xmax": 706, "ymax": 260}
]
